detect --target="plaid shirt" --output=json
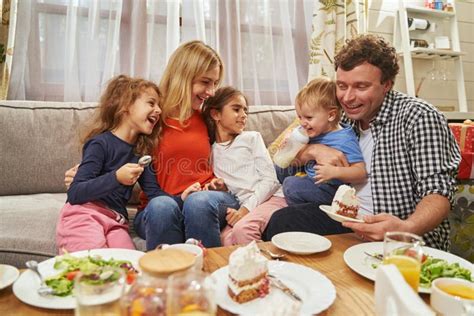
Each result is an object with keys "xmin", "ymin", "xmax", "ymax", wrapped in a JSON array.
[{"xmin": 344, "ymin": 90, "xmax": 461, "ymax": 251}]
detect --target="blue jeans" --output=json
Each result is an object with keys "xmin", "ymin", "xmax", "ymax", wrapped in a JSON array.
[
  {"xmin": 134, "ymin": 191, "xmax": 239, "ymax": 250},
  {"xmin": 283, "ymin": 175, "xmax": 339, "ymax": 206},
  {"xmin": 274, "ymin": 165, "xmax": 304, "ymax": 184}
]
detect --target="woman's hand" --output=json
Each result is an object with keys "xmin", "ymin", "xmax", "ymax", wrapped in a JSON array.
[
  {"xmin": 64, "ymin": 164, "xmax": 79, "ymax": 189},
  {"xmin": 181, "ymin": 182, "xmax": 202, "ymax": 200},
  {"xmin": 226, "ymin": 206, "xmax": 249, "ymax": 227},
  {"xmin": 116, "ymin": 163, "xmax": 144, "ymax": 186},
  {"xmin": 204, "ymin": 178, "xmax": 228, "ymax": 191}
]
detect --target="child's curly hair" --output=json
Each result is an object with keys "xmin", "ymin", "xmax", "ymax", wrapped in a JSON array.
[
  {"xmin": 334, "ymin": 34, "xmax": 399, "ymax": 85},
  {"xmin": 82, "ymin": 75, "xmax": 161, "ymax": 155}
]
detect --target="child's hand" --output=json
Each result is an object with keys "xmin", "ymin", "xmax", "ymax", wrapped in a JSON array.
[
  {"xmin": 64, "ymin": 164, "xmax": 79, "ymax": 189},
  {"xmin": 181, "ymin": 182, "xmax": 201, "ymax": 200},
  {"xmin": 116, "ymin": 163, "xmax": 144, "ymax": 186},
  {"xmin": 314, "ymin": 164, "xmax": 336, "ymax": 184},
  {"xmin": 204, "ymin": 178, "xmax": 228, "ymax": 191},
  {"xmin": 225, "ymin": 207, "xmax": 249, "ymax": 227}
]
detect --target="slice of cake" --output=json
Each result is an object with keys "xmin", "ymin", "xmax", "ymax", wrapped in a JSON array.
[
  {"xmin": 331, "ymin": 184, "xmax": 359, "ymax": 218},
  {"xmin": 228, "ymin": 241, "xmax": 270, "ymax": 303}
]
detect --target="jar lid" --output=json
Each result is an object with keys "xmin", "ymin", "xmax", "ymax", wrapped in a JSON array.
[{"xmin": 139, "ymin": 248, "xmax": 196, "ymax": 276}]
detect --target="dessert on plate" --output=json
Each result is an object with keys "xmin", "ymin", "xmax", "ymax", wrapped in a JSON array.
[
  {"xmin": 331, "ymin": 184, "xmax": 359, "ymax": 218},
  {"xmin": 228, "ymin": 241, "xmax": 270, "ymax": 303}
]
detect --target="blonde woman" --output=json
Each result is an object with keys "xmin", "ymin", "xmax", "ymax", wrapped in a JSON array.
[{"xmin": 66, "ymin": 41, "xmax": 239, "ymax": 249}]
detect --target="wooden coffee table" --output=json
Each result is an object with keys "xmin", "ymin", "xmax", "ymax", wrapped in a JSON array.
[{"xmin": 0, "ymin": 233, "xmax": 390, "ymax": 315}]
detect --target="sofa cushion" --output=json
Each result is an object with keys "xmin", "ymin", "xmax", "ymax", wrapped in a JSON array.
[
  {"xmin": 0, "ymin": 101, "xmax": 97, "ymax": 195},
  {"xmin": 245, "ymin": 105, "xmax": 296, "ymax": 147},
  {"xmin": 0, "ymin": 193, "xmax": 65, "ymax": 267},
  {"xmin": 0, "ymin": 193, "xmax": 146, "ymax": 268}
]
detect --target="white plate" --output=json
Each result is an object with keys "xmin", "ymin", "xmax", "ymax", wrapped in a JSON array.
[
  {"xmin": 212, "ymin": 261, "xmax": 336, "ymax": 316},
  {"xmin": 319, "ymin": 205, "xmax": 364, "ymax": 223},
  {"xmin": 271, "ymin": 232, "xmax": 332, "ymax": 255},
  {"xmin": 0, "ymin": 264, "xmax": 20, "ymax": 290},
  {"xmin": 343, "ymin": 242, "xmax": 474, "ymax": 294},
  {"xmin": 13, "ymin": 248, "xmax": 144, "ymax": 309}
]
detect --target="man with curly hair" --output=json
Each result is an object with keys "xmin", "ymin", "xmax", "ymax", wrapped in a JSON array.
[{"xmin": 263, "ymin": 34, "xmax": 461, "ymax": 251}]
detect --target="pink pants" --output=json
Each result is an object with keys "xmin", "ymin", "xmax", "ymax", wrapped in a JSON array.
[
  {"xmin": 221, "ymin": 196, "xmax": 287, "ymax": 246},
  {"xmin": 56, "ymin": 202, "xmax": 135, "ymax": 254}
]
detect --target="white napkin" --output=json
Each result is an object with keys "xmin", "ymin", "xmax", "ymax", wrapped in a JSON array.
[{"xmin": 375, "ymin": 264, "xmax": 434, "ymax": 316}]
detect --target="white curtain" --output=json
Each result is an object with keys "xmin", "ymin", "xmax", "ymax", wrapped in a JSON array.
[
  {"xmin": 8, "ymin": 0, "xmax": 313, "ymax": 106},
  {"xmin": 307, "ymin": 0, "xmax": 367, "ymax": 80}
]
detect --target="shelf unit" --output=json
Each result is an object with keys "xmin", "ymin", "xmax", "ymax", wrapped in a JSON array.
[{"xmin": 393, "ymin": 0, "xmax": 468, "ymax": 112}]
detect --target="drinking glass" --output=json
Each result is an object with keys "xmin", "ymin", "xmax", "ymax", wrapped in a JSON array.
[
  {"xmin": 426, "ymin": 59, "xmax": 439, "ymax": 81},
  {"xmin": 438, "ymin": 59, "xmax": 451, "ymax": 81},
  {"xmin": 383, "ymin": 232, "xmax": 424, "ymax": 292},
  {"xmin": 74, "ymin": 267, "xmax": 125, "ymax": 316},
  {"xmin": 166, "ymin": 269, "xmax": 217, "ymax": 316}
]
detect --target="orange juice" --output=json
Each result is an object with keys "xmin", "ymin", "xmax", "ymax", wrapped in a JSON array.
[
  {"xmin": 383, "ymin": 255, "xmax": 421, "ymax": 291},
  {"xmin": 438, "ymin": 283, "xmax": 474, "ymax": 300}
]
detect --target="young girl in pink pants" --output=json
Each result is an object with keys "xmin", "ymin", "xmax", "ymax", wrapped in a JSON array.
[
  {"xmin": 56, "ymin": 75, "xmax": 175, "ymax": 253},
  {"xmin": 201, "ymin": 86, "xmax": 287, "ymax": 246}
]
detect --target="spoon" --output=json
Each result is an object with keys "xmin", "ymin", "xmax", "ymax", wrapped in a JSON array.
[
  {"xmin": 138, "ymin": 155, "xmax": 152, "ymax": 167},
  {"xmin": 260, "ymin": 248, "xmax": 286, "ymax": 260},
  {"xmin": 25, "ymin": 260, "xmax": 55, "ymax": 296}
]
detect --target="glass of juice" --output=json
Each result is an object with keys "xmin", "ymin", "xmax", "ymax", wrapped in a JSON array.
[
  {"xmin": 74, "ymin": 267, "xmax": 125, "ymax": 316},
  {"xmin": 383, "ymin": 231, "xmax": 424, "ymax": 292},
  {"xmin": 166, "ymin": 269, "xmax": 217, "ymax": 316}
]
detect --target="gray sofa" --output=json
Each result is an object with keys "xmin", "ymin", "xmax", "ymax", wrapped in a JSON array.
[{"xmin": 0, "ymin": 101, "xmax": 297, "ymax": 268}]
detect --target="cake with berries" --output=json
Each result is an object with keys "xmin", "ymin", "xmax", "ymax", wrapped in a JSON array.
[
  {"xmin": 331, "ymin": 184, "xmax": 359, "ymax": 218},
  {"xmin": 227, "ymin": 241, "xmax": 270, "ymax": 303}
]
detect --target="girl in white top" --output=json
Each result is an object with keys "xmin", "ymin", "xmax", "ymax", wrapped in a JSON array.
[{"xmin": 202, "ymin": 87, "xmax": 286, "ymax": 245}]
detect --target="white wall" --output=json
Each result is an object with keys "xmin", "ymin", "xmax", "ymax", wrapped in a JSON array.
[{"xmin": 368, "ymin": 0, "xmax": 474, "ymax": 112}]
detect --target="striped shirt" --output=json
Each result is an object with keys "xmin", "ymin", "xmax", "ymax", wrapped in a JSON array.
[{"xmin": 344, "ymin": 90, "xmax": 461, "ymax": 250}]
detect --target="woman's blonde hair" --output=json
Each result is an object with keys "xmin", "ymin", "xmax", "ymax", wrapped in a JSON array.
[
  {"xmin": 82, "ymin": 75, "xmax": 162, "ymax": 155},
  {"xmin": 295, "ymin": 77, "xmax": 342, "ymax": 123},
  {"xmin": 159, "ymin": 40, "xmax": 224, "ymax": 126}
]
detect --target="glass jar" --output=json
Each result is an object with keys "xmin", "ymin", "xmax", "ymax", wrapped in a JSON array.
[
  {"xmin": 166, "ymin": 269, "xmax": 217, "ymax": 315},
  {"xmin": 120, "ymin": 248, "xmax": 196, "ymax": 316},
  {"xmin": 120, "ymin": 273, "xmax": 167, "ymax": 316}
]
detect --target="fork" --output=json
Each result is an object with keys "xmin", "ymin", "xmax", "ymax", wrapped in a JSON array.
[
  {"xmin": 364, "ymin": 252, "xmax": 383, "ymax": 261},
  {"xmin": 268, "ymin": 274, "xmax": 302, "ymax": 301},
  {"xmin": 260, "ymin": 248, "xmax": 286, "ymax": 260},
  {"xmin": 25, "ymin": 260, "xmax": 55, "ymax": 296}
]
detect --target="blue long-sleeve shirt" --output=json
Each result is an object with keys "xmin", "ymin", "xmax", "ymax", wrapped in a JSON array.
[{"xmin": 67, "ymin": 131, "xmax": 179, "ymax": 219}]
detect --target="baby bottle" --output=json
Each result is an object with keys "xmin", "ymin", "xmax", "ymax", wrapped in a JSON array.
[{"xmin": 273, "ymin": 126, "xmax": 309, "ymax": 168}]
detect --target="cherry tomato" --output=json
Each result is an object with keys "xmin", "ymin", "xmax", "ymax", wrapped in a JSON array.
[
  {"xmin": 66, "ymin": 270, "xmax": 79, "ymax": 281},
  {"xmin": 126, "ymin": 271, "xmax": 137, "ymax": 284}
]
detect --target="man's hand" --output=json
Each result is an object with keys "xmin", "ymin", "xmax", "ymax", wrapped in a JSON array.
[
  {"xmin": 312, "ymin": 145, "xmax": 349, "ymax": 167},
  {"xmin": 204, "ymin": 178, "xmax": 228, "ymax": 191},
  {"xmin": 297, "ymin": 144, "xmax": 348, "ymax": 167},
  {"xmin": 64, "ymin": 164, "xmax": 79, "ymax": 189},
  {"xmin": 116, "ymin": 163, "xmax": 144, "ymax": 186},
  {"xmin": 226, "ymin": 207, "xmax": 250, "ymax": 226},
  {"xmin": 181, "ymin": 182, "xmax": 202, "ymax": 200},
  {"xmin": 342, "ymin": 213, "xmax": 409, "ymax": 241}
]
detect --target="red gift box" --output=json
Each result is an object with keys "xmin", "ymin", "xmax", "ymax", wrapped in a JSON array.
[
  {"xmin": 449, "ymin": 120, "xmax": 474, "ymax": 179},
  {"xmin": 449, "ymin": 120, "xmax": 474, "ymax": 153},
  {"xmin": 458, "ymin": 151, "xmax": 474, "ymax": 179}
]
